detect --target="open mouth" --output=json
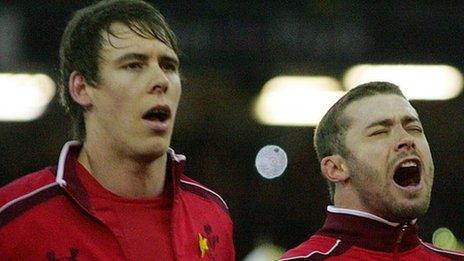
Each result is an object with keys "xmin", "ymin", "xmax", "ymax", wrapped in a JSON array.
[
  {"xmin": 142, "ymin": 105, "xmax": 171, "ymax": 122},
  {"xmin": 393, "ymin": 159, "xmax": 421, "ymax": 188}
]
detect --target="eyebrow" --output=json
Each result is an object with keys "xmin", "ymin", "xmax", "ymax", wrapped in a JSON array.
[
  {"xmin": 366, "ymin": 115, "xmax": 420, "ymax": 129},
  {"xmin": 401, "ymin": 115, "xmax": 421, "ymax": 125},
  {"xmin": 114, "ymin": 52, "xmax": 180, "ymax": 67},
  {"xmin": 115, "ymin": 53, "xmax": 149, "ymax": 64},
  {"xmin": 159, "ymin": 55, "xmax": 180, "ymax": 67}
]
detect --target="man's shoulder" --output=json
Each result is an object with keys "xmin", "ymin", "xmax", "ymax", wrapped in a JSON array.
[
  {"xmin": 280, "ymin": 234, "xmax": 347, "ymax": 260},
  {"xmin": 0, "ymin": 167, "xmax": 57, "ymax": 210},
  {"xmin": 178, "ymin": 175, "xmax": 230, "ymax": 214}
]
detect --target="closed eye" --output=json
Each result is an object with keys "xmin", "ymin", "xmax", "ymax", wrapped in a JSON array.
[
  {"xmin": 407, "ymin": 126, "xmax": 423, "ymax": 133},
  {"xmin": 369, "ymin": 129, "xmax": 389, "ymax": 136}
]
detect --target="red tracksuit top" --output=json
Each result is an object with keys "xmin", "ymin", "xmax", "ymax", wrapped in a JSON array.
[
  {"xmin": 0, "ymin": 141, "xmax": 235, "ymax": 260},
  {"xmin": 281, "ymin": 206, "xmax": 464, "ymax": 260}
]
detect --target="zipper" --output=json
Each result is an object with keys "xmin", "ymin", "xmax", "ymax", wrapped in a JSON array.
[
  {"xmin": 393, "ymin": 223, "xmax": 408, "ymax": 261},
  {"xmin": 63, "ymin": 187, "xmax": 129, "ymax": 260}
]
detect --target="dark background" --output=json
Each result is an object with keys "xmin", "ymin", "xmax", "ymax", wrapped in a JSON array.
[{"xmin": 1, "ymin": 1, "xmax": 463, "ymax": 259}]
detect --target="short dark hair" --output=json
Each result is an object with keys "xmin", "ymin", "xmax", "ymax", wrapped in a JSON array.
[
  {"xmin": 59, "ymin": 0, "xmax": 179, "ymax": 141},
  {"xmin": 314, "ymin": 81, "xmax": 406, "ymax": 202}
]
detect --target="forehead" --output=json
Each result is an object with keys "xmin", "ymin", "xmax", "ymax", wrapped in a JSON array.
[
  {"xmin": 343, "ymin": 94, "xmax": 419, "ymax": 128},
  {"xmin": 99, "ymin": 22, "xmax": 177, "ymax": 60}
]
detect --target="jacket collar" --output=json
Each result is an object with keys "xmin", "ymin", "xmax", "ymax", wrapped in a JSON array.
[
  {"xmin": 327, "ymin": 206, "xmax": 417, "ymax": 226},
  {"xmin": 318, "ymin": 206, "xmax": 421, "ymax": 252},
  {"xmin": 54, "ymin": 141, "xmax": 187, "ymax": 210}
]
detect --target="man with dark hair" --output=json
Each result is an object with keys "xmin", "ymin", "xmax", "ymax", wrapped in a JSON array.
[
  {"xmin": 281, "ymin": 82, "xmax": 464, "ymax": 260},
  {"xmin": 0, "ymin": 1, "xmax": 235, "ymax": 260}
]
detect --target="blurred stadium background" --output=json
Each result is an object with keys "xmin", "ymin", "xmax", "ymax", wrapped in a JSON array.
[{"xmin": 1, "ymin": 1, "xmax": 463, "ymax": 259}]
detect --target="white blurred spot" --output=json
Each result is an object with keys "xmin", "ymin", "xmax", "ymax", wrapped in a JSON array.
[
  {"xmin": 243, "ymin": 242, "xmax": 285, "ymax": 261},
  {"xmin": 253, "ymin": 76, "xmax": 344, "ymax": 126},
  {"xmin": 343, "ymin": 64, "xmax": 463, "ymax": 100},
  {"xmin": 255, "ymin": 145, "xmax": 288, "ymax": 179},
  {"xmin": 0, "ymin": 73, "xmax": 56, "ymax": 121}
]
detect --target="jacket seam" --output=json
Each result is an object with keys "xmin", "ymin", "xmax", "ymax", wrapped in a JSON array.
[
  {"xmin": 279, "ymin": 239, "xmax": 341, "ymax": 260},
  {"xmin": 180, "ymin": 179, "xmax": 228, "ymax": 210},
  {"xmin": 0, "ymin": 182, "xmax": 59, "ymax": 214}
]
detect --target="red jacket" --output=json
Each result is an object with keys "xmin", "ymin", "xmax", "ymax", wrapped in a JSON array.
[
  {"xmin": 281, "ymin": 206, "xmax": 464, "ymax": 260},
  {"xmin": 0, "ymin": 141, "xmax": 235, "ymax": 260}
]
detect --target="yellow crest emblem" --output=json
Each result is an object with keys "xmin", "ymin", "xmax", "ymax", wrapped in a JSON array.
[{"xmin": 198, "ymin": 233, "xmax": 209, "ymax": 258}]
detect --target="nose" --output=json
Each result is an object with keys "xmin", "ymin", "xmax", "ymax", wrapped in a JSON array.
[
  {"xmin": 394, "ymin": 127, "xmax": 416, "ymax": 152},
  {"xmin": 148, "ymin": 65, "xmax": 169, "ymax": 94}
]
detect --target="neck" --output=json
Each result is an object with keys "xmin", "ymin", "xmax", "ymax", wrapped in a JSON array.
[
  {"xmin": 334, "ymin": 189, "xmax": 416, "ymax": 224},
  {"xmin": 78, "ymin": 141, "xmax": 168, "ymax": 198},
  {"xmin": 333, "ymin": 186, "xmax": 372, "ymax": 213}
]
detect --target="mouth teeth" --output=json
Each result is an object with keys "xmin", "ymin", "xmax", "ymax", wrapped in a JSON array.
[
  {"xmin": 394, "ymin": 159, "xmax": 421, "ymax": 187},
  {"xmin": 401, "ymin": 161, "xmax": 417, "ymax": 168}
]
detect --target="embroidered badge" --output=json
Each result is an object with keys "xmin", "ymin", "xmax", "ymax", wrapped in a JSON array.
[
  {"xmin": 198, "ymin": 233, "xmax": 209, "ymax": 258},
  {"xmin": 203, "ymin": 224, "xmax": 219, "ymax": 249}
]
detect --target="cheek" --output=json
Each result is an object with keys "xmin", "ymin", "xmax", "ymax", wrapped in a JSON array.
[
  {"xmin": 418, "ymin": 140, "xmax": 434, "ymax": 164},
  {"xmin": 419, "ymin": 139, "xmax": 432, "ymax": 154},
  {"xmin": 171, "ymin": 77, "xmax": 182, "ymax": 95},
  {"xmin": 356, "ymin": 144, "xmax": 387, "ymax": 163},
  {"xmin": 96, "ymin": 87, "xmax": 134, "ymax": 116},
  {"xmin": 353, "ymin": 145, "xmax": 390, "ymax": 175},
  {"xmin": 106, "ymin": 92, "xmax": 131, "ymax": 113},
  {"xmin": 169, "ymin": 81, "xmax": 182, "ymax": 105}
]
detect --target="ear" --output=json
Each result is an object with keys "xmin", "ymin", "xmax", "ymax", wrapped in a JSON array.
[
  {"xmin": 68, "ymin": 71, "xmax": 93, "ymax": 108},
  {"xmin": 320, "ymin": 155, "xmax": 350, "ymax": 183}
]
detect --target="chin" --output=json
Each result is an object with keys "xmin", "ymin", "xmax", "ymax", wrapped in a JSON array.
[
  {"xmin": 144, "ymin": 141, "xmax": 169, "ymax": 154},
  {"xmin": 133, "ymin": 147, "xmax": 167, "ymax": 162},
  {"xmin": 126, "ymin": 139, "xmax": 169, "ymax": 161},
  {"xmin": 390, "ymin": 199, "xmax": 430, "ymax": 220}
]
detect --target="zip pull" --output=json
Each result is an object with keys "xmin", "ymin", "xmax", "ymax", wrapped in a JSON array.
[
  {"xmin": 393, "ymin": 223, "xmax": 409, "ymax": 261},
  {"xmin": 396, "ymin": 224, "xmax": 408, "ymax": 245}
]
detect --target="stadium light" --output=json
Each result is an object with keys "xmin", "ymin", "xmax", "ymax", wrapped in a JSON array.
[
  {"xmin": 253, "ymin": 76, "xmax": 344, "ymax": 126},
  {"xmin": 343, "ymin": 64, "xmax": 463, "ymax": 100},
  {"xmin": 0, "ymin": 73, "xmax": 56, "ymax": 121}
]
